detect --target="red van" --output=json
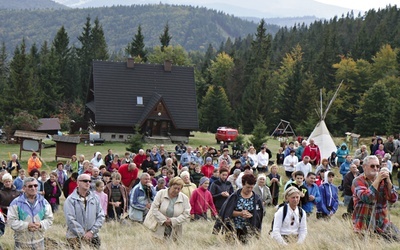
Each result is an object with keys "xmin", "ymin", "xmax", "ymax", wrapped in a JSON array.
[{"xmin": 215, "ymin": 127, "xmax": 239, "ymax": 143}]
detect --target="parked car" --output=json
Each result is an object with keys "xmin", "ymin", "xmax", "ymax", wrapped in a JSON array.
[{"xmin": 215, "ymin": 127, "xmax": 239, "ymax": 143}]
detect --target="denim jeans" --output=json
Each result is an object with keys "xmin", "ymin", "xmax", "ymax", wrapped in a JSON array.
[{"xmin": 343, "ymin": 195, "xmax": 352, "ymax": 207}]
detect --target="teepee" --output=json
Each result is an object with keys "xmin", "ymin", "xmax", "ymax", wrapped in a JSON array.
[{"xmin": 307, "ymin": 82, "xmax": 342, "ymax": 160}]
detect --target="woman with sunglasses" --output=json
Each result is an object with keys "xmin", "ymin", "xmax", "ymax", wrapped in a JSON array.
[{"xmin": 270, "ymin": 186, "xmax": 307, "ymax": 245}]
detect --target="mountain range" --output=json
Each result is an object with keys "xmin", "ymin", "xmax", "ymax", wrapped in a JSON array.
[
  {"xmin": 53, "ymin": 0, "xmax": 360, "ymax": 18},
  {"xmin": 0, "ymin": 4, "xmax": 270, "ymax": 55},
  {"xmin": 0, "ymin": 0, "xmax": 67, "ymax": 9}
]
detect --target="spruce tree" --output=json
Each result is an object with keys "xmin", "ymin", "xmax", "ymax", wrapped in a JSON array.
[
  {"xmin": 159, "ymin": 22, "xmax": 172, "ymax": 52},
  {"xmin": 126, "ymin": 25, "xmax": 147, "ymax": 61},
  {"xmin": 199, "ymin": 85, "xmax": 232, "ymax": 132},
  {"xmin": 92, "ymin": 17, "xmax": 109, "ymax": 60}
]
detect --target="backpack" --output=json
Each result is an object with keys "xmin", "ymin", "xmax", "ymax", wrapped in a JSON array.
[{"xmin": 269, "ymin": 203, "xmax": 303, "ymax": 234}]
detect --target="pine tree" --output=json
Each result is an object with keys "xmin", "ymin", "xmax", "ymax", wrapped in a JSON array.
[
  {"xmin": 159, "ymin": 22, "xmax": 172, "ymax": 52},
  {"xmin": 3, "ymin": 40, "xmax": 41, "ymax": 117},
  {"xmin": 0, "ymin": 42, "xmax": 8, "ymax": 93},
  {"xmin": 38, "ymin": 42, "xmax": 62, "ymax": 117},
  {"xmin": 199, "ymin": 85, "xmax": 232, "ymax": 132},
  {"xmin": 126, "ymin": 25, "xmax": 147, "ymax": 61},
  {"xmin": 249, "ymin": 116, "xmax": 268, "ymax": 150},
  {"xmin": 53, "ymin": 26, "xmax": 72, "ymax": 102},
  {"xmin": 92, "ymin": 17, "xmax": 109, "ymax": 60},
  {"xmin": 77, "ymin": 16, "xmax": 94, "ymax": 101}
]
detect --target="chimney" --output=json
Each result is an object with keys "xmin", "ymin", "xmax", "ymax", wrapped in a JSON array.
[
  {"xmin": 127, "ymin": 57, "xmax": 134, "ymax": 69},
  {"xmin": 164, "ymin": 60, "xmax": 172, "ymax": 72}
]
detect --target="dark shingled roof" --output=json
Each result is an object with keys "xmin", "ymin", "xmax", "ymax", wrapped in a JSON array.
[
  {"xmin": 87, "ymin": 61, "xmax": 199, "ymax": 130},
  {"xmin": 52, "ymin": 135, "xmax": 80, "ymax": 144},
  {"xmin": 37, "ymin": 118, "xmax": 61, "ymax": 131}
]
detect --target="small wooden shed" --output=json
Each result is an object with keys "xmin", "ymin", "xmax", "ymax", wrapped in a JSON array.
[
  {"xmin": 52, "ymin": 135, "xmax": 80, "ymax": 161},
  {"xmin": 14, "ymin": 130, "xmax": 46, "ymax": 159}
]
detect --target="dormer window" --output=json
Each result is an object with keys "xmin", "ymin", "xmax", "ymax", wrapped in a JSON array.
[{"xmin": 137, "ymin": 96, "xmax": 143, "ymax": 105}]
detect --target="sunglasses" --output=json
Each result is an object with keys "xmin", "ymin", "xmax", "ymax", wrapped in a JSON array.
[
  {"xmin": 291, "ymin": 215, "xmax": 295, "ymax": 226},
  {"xmin": 80, "ymin": 180, "xmax": 92, "ymax": 183},
  {"xmin": 369, "ymin": 164, "xmax": 380, "ymax": 169},
  {"xmin": 26, "ymin": 184, "xmax": 38, "ymax": 188}
]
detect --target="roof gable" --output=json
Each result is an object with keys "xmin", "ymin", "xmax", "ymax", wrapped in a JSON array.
[{"xmin": 87, "ymin": 61, "xmax": 198, "ymax": 130}]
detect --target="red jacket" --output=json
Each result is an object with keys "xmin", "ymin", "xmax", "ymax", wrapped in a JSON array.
[
  {"xmin": 302, "ymin": 144, "xmax": 321, "ymax": 165},
  {"xmin": 201, "ymin": 164, "xmax": 215, "ymax": 178},
  {"xmin": 134, "ymin": 154, "xmax": 147, "ymax": 168},
  {"xmin": 190, "ymin": 186, "xmax": 217, "ymax": 216}
]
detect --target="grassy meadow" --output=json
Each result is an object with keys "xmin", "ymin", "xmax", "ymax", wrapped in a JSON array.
[{"xmin": 1, "ymin": 132, "xmax": 400, "ymax": 249}]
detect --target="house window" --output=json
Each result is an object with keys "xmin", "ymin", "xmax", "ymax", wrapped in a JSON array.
[
  {"xmin": 111, "ymin": 134, "xmax": 116, "ymax": 139},
  {"xmin": 137, "ymin": 96, "xmax": 143, "ymax": 105},
  {"xmin": 119, "ymin": 135, "xmax": 124, "ymax": 139}
]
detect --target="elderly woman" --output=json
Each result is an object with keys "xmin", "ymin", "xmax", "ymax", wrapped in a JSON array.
[
  {"xmin": 0, "ymin": 173, "xmax": 21, "ymax": 216},
  {"xmin": 7, "ymin": 154, "xmax": 21, "ymax": 179},
  {"xmin": 180, "ymin": 171, "xmax": 197, "ymax": 199},
  {"xmin": 213, "ymin": 174, "xmax": 264, "ymax": 243},
  {"xmin": 271, "ymin": 186, "xmax": 307, "ymax": 245},
  {"xmin": 253, "ymin": 174, "xmax": 272, "ymax": 212},
  {"xmin": 145, "ymin": 177, "xmax": 191, "ymax": 241},
  {"xmin": 227, "ymin": 169, "xmax": 241, "ymax": 191}
]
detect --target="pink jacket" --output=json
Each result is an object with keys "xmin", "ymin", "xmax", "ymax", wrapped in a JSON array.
[
  {"xmin": 94, "ymin": 191, "xmax": 108, "ymax": 216},
  {"xmin": 190, "ymin": 187, "xmax": 217, "ymax": 216}
]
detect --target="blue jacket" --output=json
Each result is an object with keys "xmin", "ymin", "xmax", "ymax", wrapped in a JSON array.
[
  {"xmin": 180, "ymin": 152, "xmax": 196, "ymax": 167},
  {"xmin": 150, "ymin": 152, "xmax": 163, "ymax": 171},
  {"xmin": 340, "ymin": 160, "xmax": 352, "ymax": 177},
  {"xmin": 302, "ymin": 182, "xmax": 321, "ymax": 213},
  {"xmin": 129, "ymin": 182, "xmax": 156, "ymax": 210},
  {"xmin": 296, "ymin": 146, "xmax": 305, "ymax": 161},
  {"xmin": 336, "ymin": 143, "xmax": 349, "ymax": 165},
  {"xmin": 13, "ymin": 177, "xmax": 24, "ymax": 191},
  {"xmin": 317, "ymin": 182, "xmax": 339, "ymax": 215}
]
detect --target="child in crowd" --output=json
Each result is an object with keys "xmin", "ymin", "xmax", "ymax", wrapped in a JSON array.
[
  {"xmin": 316, "ymin": 171, "xmax": 339, "ymax": 219},
  {"xmin": 267, "ymin": 164, "xmax": 282, "ymax": 206},
  {"xmin": 94, "ymin": 180, "xmax": 108, "ymax": 217},
  {"xmin": 276, "ymin": 147, "xmax": 285, "ymax": 165},
  {"xmin": 209, "ymin": 168, "xmax": 219, "ymax": 189},
  {"xmin": 285, "ymin": 171, "xmax": 308, "ymax": 207},
  {"xmin": 166, "ymin": 169, "xmax": 175, "ymax": 187},
  {"xmin": 191, "ymin": 164, "xmax": 205, "ymax": 187},
  {"xmin": 315, "ymin": 169, "xmax": 326, "ymax": 186}
]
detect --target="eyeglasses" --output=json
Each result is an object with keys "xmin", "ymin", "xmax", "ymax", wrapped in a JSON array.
[
  {"xmin": 291, "ymin": 215, "xmax": 295, "ymax": 226},
  {"xmin": 80, "ymin": 180, "xmax": 92, "ymax": 183},
  {"xmin": 369, "ymin": 164, "xmax": 380, "ymax": 169},
  {"xmin": 26, "ymin": 184, "xmax": 38, "ymax": 188}
]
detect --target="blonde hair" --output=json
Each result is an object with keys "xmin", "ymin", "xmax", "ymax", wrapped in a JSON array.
[
  {"xmin": 284, "ymin": 186, "xmax": 301, "ymax": 200},
  {"xmin": 168, "ymin": 177, "xmax": 184, "ymax": 188}
]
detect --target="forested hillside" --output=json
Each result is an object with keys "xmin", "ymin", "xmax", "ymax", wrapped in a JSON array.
[
  {"xmin": 0, "ymin": 4, "xmax": 268, "ymax": 55},
  {"xmin": 0, "ymin": 0, "xmax": 67, "ymax": 9},
  {"xmin": 0, "ymin": 5, "xmax": 400, "ymax": 138}
]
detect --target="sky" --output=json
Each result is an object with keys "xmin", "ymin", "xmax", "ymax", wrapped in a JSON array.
[{"xmin": 316, "ymin": 0, "xmax": 400, "ymax": 11}]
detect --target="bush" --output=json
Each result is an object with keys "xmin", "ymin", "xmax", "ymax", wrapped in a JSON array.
[{"xmin": 4, "ymin": 111, "xmax": 41, "ymax": 136}]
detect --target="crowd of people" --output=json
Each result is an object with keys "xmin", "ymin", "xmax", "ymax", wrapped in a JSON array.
[{"xmin": 0, "ymin": 137, "xmax": 399, "ymax": 248}]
